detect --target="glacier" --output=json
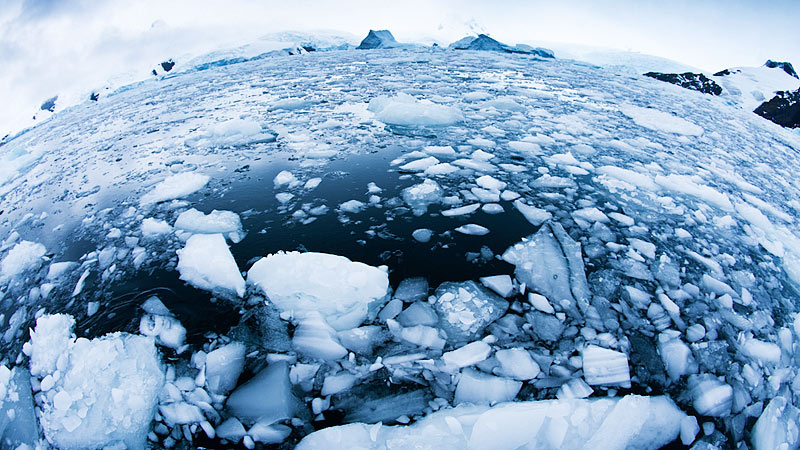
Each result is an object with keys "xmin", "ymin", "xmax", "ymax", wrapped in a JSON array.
[{"xmin": 0, "ymin": 37, "xmax": 800, "ymax": 450}]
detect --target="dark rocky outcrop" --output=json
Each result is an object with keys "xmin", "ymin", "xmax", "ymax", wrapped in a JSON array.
[
  {"xmin": 764, "ymin": 60, "xmax": 798, "ymax": 79},
  {"xmin": 754, "ymin": 88, "xmax": 800, "ymax": 128},
  {"xmin": 89, "ymin": 92, "xmax": 99, "ymax": 101},
  {"xmin": 450, "ymin": 34, "xmax": 554, "ymax": 58},
  {"xmin": 357, "ymin": 30, "xmax": 400, "ymax": 49},
  {"xmin": 643, "ymin": 72, "xmax": 723, "ymax": 95},
  {"xmin": 40, "ymin": 96, "xmax": 57, "ymax": 112},
  {"xmin": 160, "ymin": 59, "xmax": 175, "ymax": 72},
  {"xmin": 713, "ymin": 68, "xmax": 733, "ymax": 77}
]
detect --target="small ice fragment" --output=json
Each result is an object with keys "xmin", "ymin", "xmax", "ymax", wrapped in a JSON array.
[
  {"xmin": 176, "ymin": 233, "xmax": 245, "ymax": 297},
  {"xmin": 528, "ymin": 293, "xmax": 555, "ymax": 314},
  {"xmin": 689, "ymin": 374, "xmax": 732, "ymax": 417},
  {"xmin": 273, "ymin": 170, "xmax": 298, "ymax": 188},
  {"xmin": 494, "ymin": 348, "xmax": 540, "ymax": 380},
  {"xmin": 455, "ymin": 224, "xmax": 489, "ymax": 236},
  {"xmin": 442, "ymin": 341, "xmax": 492, "ymax": 369},
  {"xmin": 321, "ymin": 373, "xmax": 357, "ymax": 396},
  {"xmin": 454, "ymin": 368, "xmax": 522, "ymax": 404},
  {"xmin": 582, "ymin": 345, "xmax": 631, "ymax": 387},
  {"xmin": 479, "ymin": 275, "xmax": 514, "ymax": 297},
  {"xmin": 412, "ymin": 229, "xmax": 433, "ymax": 243},
  {"xmin": 481, "ymin": 203, "xmax": 504, "ymax": 214}
]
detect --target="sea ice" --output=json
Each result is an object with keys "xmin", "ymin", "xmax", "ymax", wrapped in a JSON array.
[
  {"xmin": 226, "ymin": 361, "xmax": 297, "ymax": 423},
  {"xmin": 1, "ymin": 240, "xmax": 46, "ymax": 281},
  {"xmin": 247, "ymin": 251, "xmax": 389, "ymax": 330},
  {"xmin": 297, "ymin": 395, "xmax": 685, "ymax": 450},
  {"xmin": 620, "ymin": 104, "xmax": 704, "ymax": 136},
  {"xmin": 432, "ymin": 280, "xmax": 508, "ymax": 342},
  {"xmin": 582, "ymin": 345, "xmax": 631, "ymax": 387},
  {"xmin": 402, "ymin": 179, "xmax": 443, "ymax": 215},
  {"xmin": 204, "ymin": 342, "xmax": 246, "ymax": 395},
  {"xmin": 141, "ymin": 218, "xmax": 172, "ymax": 237},
  {"xmin": 140, "ymin": 172, "xmax": 210, "ymax": 206},
  {"xmin": 455, "ymin": 368, "xmax": 522, "ymax": 404},
  {"xmin": 176, "ymin": 233, "xmax": 245, "ymax": 297},
  {"xmin": 368, "ymin": 93, "xmax": 464, "ymax": 127},
  {"xmin": 174, "ymin": 208, "xmax": 244, "ymax": 243},
  {"xmin": 27, "ymin": 314, "xmax": 164, "ymax": 450}
]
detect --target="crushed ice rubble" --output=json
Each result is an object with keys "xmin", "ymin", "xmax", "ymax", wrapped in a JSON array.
[{"xmin": 0, "ymin": 46, "xmax": 799, "ymax": 450}]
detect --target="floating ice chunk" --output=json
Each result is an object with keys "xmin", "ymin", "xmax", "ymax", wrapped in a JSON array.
[
  {"xmin": 443, "ymin": 341, "xmax": 492, "ymax": 369},
  {"xmin": 216, "ymin": 417, "xmax": 246, "ymax": 442},
  {"xmin": 455, "ymin": 224, "xmax": 489, "ymax": 236},
  {"xmin": 276, "ymin": 192, "xmax": 294, "ymax": 204},
  {"xmin": 247, "ymin": 251, "xmax": 389, "ymax": 331},
  {"xmin": 501, "ymin": 190, "xmax": 521, "ymax": 201},
  {"xmin": 273, "ymin": 170, "xmax": 298, "ymax": 188},
  {"xmin": 174, "ymin": 208, "xmax": 243, "ymax": 243},
  {"xmin": 292, "ymin": 313, "xmax": 348, "ymax": 360},
  {"xmin": 689, "ymin": 374, "xmax": 732, "ymax": 417},
  {"xmin": 502, "ymin": 222, "xmax": 591, "ymax": 318},
  {"xmin": 752, "ymin": 396, "xmax": 800, "ymax": 450},
  {"xmin": 572, "ymin": 207, "xmax": 609, "ymax": 223},
  {"xmin": 394, "ymin": 277, "xmax": 428, "ymax": 303},
  {"xmin": 470, "ymin": 187, "xmax": 500, "ymax": 203},
  {"xmin": 397, "ymin": 302, "xmax": 438, "ymax": 327},
  {"xmin": 0, "ymin": 366, "xmax": 38, "ymax": 448},
  {"xmin": 140, "ymin": 172, "xmax": 209, "ymax": 205},
  {"xmin": 402, "ymin": 179, "xmax": 443, "ymax": 215},
  {"xmin": 425, "ymin": 162, "xmax": 460, "ymax": 176},
  {"xmin": 296, "ymin": 395, "xmax": 685, "ymax": 450},
  {"xmin": 26, "ymin": 314, "xmax": 75, "ymax": 377},
  {"xmin": 424, "ymin": 145, "xmax": 457, "ymax": 157},
  {"xmin": 226, "ymin": 361, "xmax": 297, "ymax": 423},
  {"xmin": 442, "ymin": 204, "xmax": 480, "ymax": 217},
  {"xmin": 455, "ymin": 369, "xmax": 522, "ymax": 404},
  {"xmin": 139, "ymin": 313, "xmax": 186, "ymax": 349},
  {"xmin": 1, "ymin": 240, "xmax": 46, "ymax": 281},
  {"xmin": 185, "ymin": 118, "xmax": 274, "ymax": 147},
  {"xmin": 368, "ymin": 93, "xmax": 463, "ymax": 127},
  {"xmin": 701, "ymin": 274, "xmax": 737, "ymax": 297},
  {"xmin": 28, "ymin": 315, "xmax": 164, "ymax": 450},
  {"xmin": 528, "ymin": 292, "xmax": 555, "ymax": 314},
  {"xmin": 482, "ymin": 203, "xmax": 503, "ymax": 214},
  {"xmin": 204, "ymin": 342, "xmax": 245, "ymax": 395},
  {"xmin": 480, "ymin": 275, "xmax": 514, "ymax": 297},
  {"xmin": 400, "ymin": 156, "xmax": 439, "ymax": 172},
  {"xmin": 494, "ymin": 348, "xmax": 540, "ymax": 380},
  {"xmin": 654, "ymin": 174, "xmax": 733, "ymax": 211},
  {"xmin": 388, "ymin": 320, "xmax": 446, "ymax": 349},
  {"xmin": 432, "ymin": 281, "xmax": 508, "ymax": 342},
  {"xmin": 46, "ymin": 261, "xmax": 77, "ymax": 280},
  {"xmin": 249, "ymin": 422, "xmax": 292, "ymax": 444},
  {"xmin": 321, "ymin": 373, "xmax": 357, "ymax": 396},
  {"xmin": 658, "ymin": 332, "xmax": 693, "ymax": 381},
  {"xmin": 337, "ymin": 326, "xmax": 384, "ymax": 354},
  {"xmin": 742, "ymin": 339, "xmax": 782, "ymax": 365},
  {"xmin": 338, "ymin": 199, "xmax": 365, "ymax": 213},
  {"xmin": 680, "ymin": 416, "xmax": 700, "ymax": 446},
  {"xmin": 686, "ymin": 324, "xmax": 706, "ymax": 342},
  {"xmin": 452, "ymin": 158, "xmax": 497, "ymax": 172},
  {"xmin": 141, "ymin": 217, "xmax": 172, "ymax": 237},
  {"xmin": 582, "ymin": 345, "xmax": 631, "ymax": 387},
  {"xmin": 176, "ymin": 233, "xmax": 245, "ymax": 297},
  {"xmin": 556, "ymin": 378, "xmax": 593, "ymax": 399},
  {"xmin": 476, "ymin": 175, "xmax": 507, "ymax": 191},
  {"xmin": 305, "ymin": 177, "xmax": 322, "ymax": 190},
  {"xmin": 508, "ymin": 141, "xmax": 542, "ymax": 154},
  {"xmin": 160, "ymin": 402, "xmax": 204, "ymax": 425},
  {"xmin": 620, "ymin": 104, "xmax": 704, "ymax": 136},
  {"xmin": 411, "ymin": 228, "xmax": 433, "ymax": 243},
  {"xmin": 513, "ymin": 200, "xmax": 552, "ymax": 226},
  {"xmin": 597, "ymin": 166, "xmax": 658, "ymax": 191}
]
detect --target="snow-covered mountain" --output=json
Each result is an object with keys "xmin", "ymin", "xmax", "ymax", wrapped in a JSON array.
[{"xmin": 3, "ymin": 32, "xmax": 800, "ymax": 449}]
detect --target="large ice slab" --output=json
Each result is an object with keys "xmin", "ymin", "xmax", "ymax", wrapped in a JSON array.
[
  {"xmin": 247, "ymin": 251, "xmax": 389, "ymax": 330},
  {"xmin": 752, "ymin": 396, "xmax": 800, "ymax": 450},
  {"xmin": 296, "ymin": 395, "xmax": 685, "ymax": 450},
  {"xmin": 226, "ymin": 361, "xmax": 297, "ymax": 423},
  {"xmin": 140, "ymin": 171, "xmax": 210, "ymax": 205},
  {"xmin": 174, "ymin": 208, "xmax": 244, "ymax": 243},
  {"xmin": 176, "ymin": 233, "xmax": 245, "ymax": 297},
  {"xmin": 25, "ymin": 314, "xmax": 164, "ymax": 450},
  {"xmin": 1, "ymin": 240, "xmax": 46, "ymax": 282},
  {"xmin": 502, "ymin": 222, "xmax": 591, "ymax": 318},
  {"xmin": 0, "ymin": 366, "xmax": 38, "ymax": 448},
  {"xmin": 368, "ymin": 93, "xmax": 464, "ymax": 127},
  {"xmin": 432, "ymin": 280, "xmax": 509, "ymax": 342}
]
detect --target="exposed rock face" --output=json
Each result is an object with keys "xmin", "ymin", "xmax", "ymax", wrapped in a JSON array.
[
  {"xmin": 754, "ymin": 88, "xmax": 800, "ymax": 128},
  {"xmin": 357, "ymin": 30, "xmax": 399, "ymax": 49},
  {"xmin": 643, "ymin": 72, "xmax": 723, "ymax": 95},
  {"xmin": 764, "ymin": 60, "xmax": 798, "ymax": 79},
  {"xmin": 450, "ymin": 34, "xmax": 554, "ymax": 58},
  {"xmin": 160, "ymin": 59, "xmax": 175, "ymax": 72},
  {"xmin": 40, "ymin": 96, "xmax": 57, "ymax": 112}
]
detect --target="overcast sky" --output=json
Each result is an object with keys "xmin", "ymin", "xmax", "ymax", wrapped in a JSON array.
[{"xmin": 1, "ymin": 0, "xmax": 798, "ymax": 137}]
